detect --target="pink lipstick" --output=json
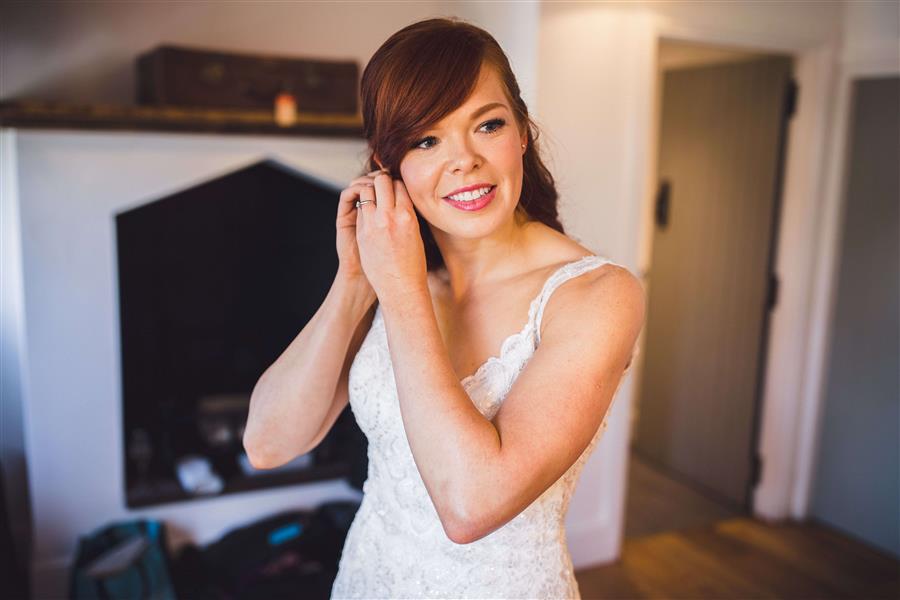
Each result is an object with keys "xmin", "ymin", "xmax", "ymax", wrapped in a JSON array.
[{"xmin": 442, "ymin": 185, "xmax": 496, "ymax": 212}]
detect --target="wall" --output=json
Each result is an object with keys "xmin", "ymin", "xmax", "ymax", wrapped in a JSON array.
[
  {"xmin": 809, "ymin": 75, "xmax": 899, "ymax": 558},
  {"xmin": 841, "ymin": 0, "xmax": 900, "ymax": 67},
  {"xmin": 805, "ymin": 0, "xmax": 900, "ymax": 555},
  {"xmin": 0, "ymin": 107, "xmax": 32, "ymax": 586}
]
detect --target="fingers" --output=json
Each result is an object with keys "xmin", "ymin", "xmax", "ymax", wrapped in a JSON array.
[
  {"xmin": 392, "ymin": 178, "xmax": 413, "ymax": 212},
  {"xmin": 342, "ymin": 168, "xmax": 391, "ymax": 223},
  {"xmin": 348, "ymin": 169, "xmax": 384, "ymax": 186},
  {"xmin": 338, "ymin": 180, "xmax": 376, "ymax": 220},
  {"xmin": 357, "ymin": 181, "xmax": 376, "ymax": 212},
  {"xmin": 371, "ymin": 169, "xmax": 395, "ymax": 212}
]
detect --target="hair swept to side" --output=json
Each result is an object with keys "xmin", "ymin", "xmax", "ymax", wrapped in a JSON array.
[{"xmin": 360, "ymin": 17, "xmax": 564, "ymax": 271}]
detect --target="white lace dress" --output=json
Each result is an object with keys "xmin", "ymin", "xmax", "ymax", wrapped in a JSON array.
[{"xmin": 330, "ymin": 255, "xmax": 638, "ymax": 599}]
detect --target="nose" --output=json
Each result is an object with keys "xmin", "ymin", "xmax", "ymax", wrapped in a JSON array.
[{"xmin": 447, "ymin": 136, "xmax": 482, "ymax": 173}]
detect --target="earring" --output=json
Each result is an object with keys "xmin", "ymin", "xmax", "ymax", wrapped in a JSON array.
[{"xmin": 522, "ymin": 144, "xmax": 526, "ymax": 150}]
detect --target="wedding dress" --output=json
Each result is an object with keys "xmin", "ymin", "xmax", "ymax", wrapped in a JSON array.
[{"xmin": 330, "ymin": 254, "xmax": 638, "ymax": 599}]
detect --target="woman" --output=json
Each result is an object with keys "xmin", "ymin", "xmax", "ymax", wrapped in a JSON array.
[{"xmin": 244, "ymin": 16, "xmax": 645, "ymax": 600}]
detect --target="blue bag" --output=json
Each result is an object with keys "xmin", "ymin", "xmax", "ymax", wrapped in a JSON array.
[{"xmin": 69, "ymin": 519, "xmax": 176, "ymax": 600}]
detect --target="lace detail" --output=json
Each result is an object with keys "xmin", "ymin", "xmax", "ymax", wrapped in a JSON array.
[
  {"xmin": 460, "ymin": 254, "xmax": 601, "ymax": 388},
  {"xmin": 331, "ymin": 254, "xmax": 638, "ymax": 599}
]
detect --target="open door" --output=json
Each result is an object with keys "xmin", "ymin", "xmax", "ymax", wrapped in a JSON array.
[{"xmin": 634, "ymin": 55, "xmax": 795, "ymax": 510}]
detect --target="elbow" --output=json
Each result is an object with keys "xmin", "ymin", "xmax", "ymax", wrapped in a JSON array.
[
  {"xmin": 445, "ymin": 519, "xmax": 473, "ymax": 545},
  {"xmin": 447, "ymin": 524, "xmax": 477, "ymax": 545},
  {"xmin": 242, "ymin": 431, "xmax": 283, "ymax": 470},
  {"xmin": 432, "ymin": 491, "xmax": 477, "ymax": 545},
  {"xmin": 446, "ymin": 518, "xmax": 489, "ymax": 545},
  {"xmin": 444, "ymin": 499, "xmax": 490, "ymax": 545}
]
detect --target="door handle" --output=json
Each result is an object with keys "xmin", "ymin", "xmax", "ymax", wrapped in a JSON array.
[{"xmin": 655, "ymin": 180, "xmax": 671, "ymax": 229}]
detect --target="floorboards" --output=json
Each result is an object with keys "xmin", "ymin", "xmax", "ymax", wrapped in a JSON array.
[
  {"xmin": 575, "ymin": 517, "xmax": 900, "ymax": 599},
  {"xmin": 574, "ymin": 452, "xmax": 900, "ymax": 599}
]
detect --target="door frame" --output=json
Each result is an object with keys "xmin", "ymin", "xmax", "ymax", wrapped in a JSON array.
[
  {"xmin": 637, "ymin": 18, "xmax": 897, "ymax": 521},
  {"xmin": 785, "ymin": 50, "xmax": 900, "ymax": 520}
]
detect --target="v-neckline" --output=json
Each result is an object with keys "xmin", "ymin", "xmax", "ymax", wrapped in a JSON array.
[{"xmin": 375, "ymin": 254, "xmax": 602, "ymax": 386}]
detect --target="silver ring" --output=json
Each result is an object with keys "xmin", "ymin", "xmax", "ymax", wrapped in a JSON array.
[{"xmin": 355, "ymin": 199, "xmax": 375, "ymax": 209}]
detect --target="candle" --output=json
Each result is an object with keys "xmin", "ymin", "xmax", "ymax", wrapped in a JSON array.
[{"xmin": 274, "ymin": 92, "xmax": 298, "ymax": 127}]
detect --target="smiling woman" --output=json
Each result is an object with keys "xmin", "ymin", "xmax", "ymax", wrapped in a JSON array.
[{"xmin": 244, "ymin": 14, "xmax": 644, "ymax": 600}]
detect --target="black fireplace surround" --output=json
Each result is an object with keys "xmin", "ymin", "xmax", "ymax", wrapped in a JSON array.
[{"xmin": 115, "ymin": 159, "xmax": 367, "ymax": 508}]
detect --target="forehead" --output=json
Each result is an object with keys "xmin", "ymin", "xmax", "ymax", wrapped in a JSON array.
[{"xmin": 448, "ymin": 65, "xmax": 509, "ymax": 116}]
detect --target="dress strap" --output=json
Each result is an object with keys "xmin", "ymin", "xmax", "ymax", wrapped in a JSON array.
[{"xmin": 530, "ymin": 254, "xmax": 619, "ymax": 345}]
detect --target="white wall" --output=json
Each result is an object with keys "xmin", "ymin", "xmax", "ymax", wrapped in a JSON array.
[
  {"xmin": 450, "ymin": 1, "xmax": 541, "ymax": 113},
  {"xmin": 841, "ymin": 0, "xmax": 900, "ymax": 68}
]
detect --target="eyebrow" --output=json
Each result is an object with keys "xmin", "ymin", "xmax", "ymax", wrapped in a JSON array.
[{"xmin": 470, "ymin": 102, "xmax": 507, "ymax": 120}]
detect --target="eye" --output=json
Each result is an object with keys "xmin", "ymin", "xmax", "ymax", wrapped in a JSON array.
[
  {"xmin": 411, "ymin": 118, "xmax": 507, "ymax": 151},
  {"xmin": 412, "ymin": 136, "xmax": 438, "ymax": 151},
  {"xmin": 481, "ymin": 118, "xmax": 506, "ymax": 135}
]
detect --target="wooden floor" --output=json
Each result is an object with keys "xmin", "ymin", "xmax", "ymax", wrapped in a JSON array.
[
  {"xmin": 575, "ymin": 516, "xmax": 900, "ymax": 599},
  {"xmin": 624, "ymin": 451, "xmax": 741, "ymax": 539},
  {"xmin": 574, "ymin": 452, "xmax": 900, "ymax": 598}
]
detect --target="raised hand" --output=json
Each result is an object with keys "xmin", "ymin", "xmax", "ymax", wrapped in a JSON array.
[{"xmin": 354, "ymin": 169, "xmax": 428, "ymax": 305}]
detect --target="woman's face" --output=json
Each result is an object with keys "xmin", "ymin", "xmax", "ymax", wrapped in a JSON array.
[{"xmin": 397, "ymin": 64, "xmax": 527, "ymax": 240}]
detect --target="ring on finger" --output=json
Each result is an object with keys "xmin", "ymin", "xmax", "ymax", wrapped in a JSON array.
[{"xmin": 356, "ymin": 184, "xmax": 376, "ymax": 209}]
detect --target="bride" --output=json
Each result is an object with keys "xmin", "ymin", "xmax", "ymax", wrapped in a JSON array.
[{"xmin": 244, "ymin": 16, "xmax": 645, "ymax": 599}]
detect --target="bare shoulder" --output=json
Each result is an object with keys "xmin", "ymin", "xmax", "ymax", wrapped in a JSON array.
[
  {"xmin": 540, "ymin": 258, "xmax": 645, "ymax": 342},
  {"xmin": 526, "ymin": 220, "xmax": 643, "ymax": 307}
]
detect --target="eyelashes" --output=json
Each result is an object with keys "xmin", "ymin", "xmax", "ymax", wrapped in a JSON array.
[{"xmin": 411, "ymin": 118, "xmax": 507, "ymax": 151}]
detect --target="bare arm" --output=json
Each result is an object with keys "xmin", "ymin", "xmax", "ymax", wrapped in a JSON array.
[{"xmin": 243, "ymin": 274, "xmax": 376, "ymax": 469}]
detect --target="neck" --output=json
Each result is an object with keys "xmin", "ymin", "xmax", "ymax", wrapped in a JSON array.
[{"xmin": 429, "ymin": 209, "xmax": 535, "ymax": 303}]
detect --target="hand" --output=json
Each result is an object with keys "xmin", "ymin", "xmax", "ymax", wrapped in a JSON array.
[
  {"xmin": 354, "ymin": 169, "xmax": 428, "ymax": 304},
  {"xmin": 336, "ymin": 169, "xmax": 384, "ymax": 294}
]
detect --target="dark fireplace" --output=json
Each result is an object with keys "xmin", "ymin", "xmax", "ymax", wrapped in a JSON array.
[{"xmin": 115, "ymin": 159, "xmax": 366, "ymax": 508}]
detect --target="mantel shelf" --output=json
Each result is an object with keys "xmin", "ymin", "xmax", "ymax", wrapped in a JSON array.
[{"xmin": 0, "ymin": 99, "xmax": 365, "ymax": 138}]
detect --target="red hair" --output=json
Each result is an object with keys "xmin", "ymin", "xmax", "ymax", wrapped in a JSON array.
[{"xmin": 360, "ymin": 17, "xmax": 565, "ymax": 271}]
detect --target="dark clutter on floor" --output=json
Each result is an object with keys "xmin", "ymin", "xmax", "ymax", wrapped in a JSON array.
[{"xmin": 70, "ymin": 500, "xmax": 360, "ymax": 599}]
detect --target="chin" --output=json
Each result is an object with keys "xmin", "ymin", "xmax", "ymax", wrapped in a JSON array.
[{"xmin": 440, "ymin": 206, "xmax": 519, "ymax": 238}]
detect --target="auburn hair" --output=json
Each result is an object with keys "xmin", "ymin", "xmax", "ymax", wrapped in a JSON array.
[{"xmin": 359, "ymin": 17, "xmax": 565, "ymax": 271}]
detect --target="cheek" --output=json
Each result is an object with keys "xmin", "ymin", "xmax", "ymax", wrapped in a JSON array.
[{"xmin": 400, "ymin": 161, "xmax": 441, "ymax": 201}]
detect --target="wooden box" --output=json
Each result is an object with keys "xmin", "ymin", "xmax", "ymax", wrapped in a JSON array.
[{"xmin": 136, "ymin": 45, "xmax": 359, "ymax": 114}]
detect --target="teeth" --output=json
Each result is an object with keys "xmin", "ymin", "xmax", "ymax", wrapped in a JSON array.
[{"xmin": 447, "ymin": 186, "xmax": 492, "ymax": 202}]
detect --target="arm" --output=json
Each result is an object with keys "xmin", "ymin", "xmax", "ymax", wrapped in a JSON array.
[
  {"xmin": 379, "ymin": 266, "xmax": 644, "ymax": 544},
  {"xmin": 243, "ymin": 274, "xmax": 376, "ymax": 469}
]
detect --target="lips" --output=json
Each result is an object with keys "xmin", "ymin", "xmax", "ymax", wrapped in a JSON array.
[
  {"xmin": 442, "ymin": 183, "xmax": 495, "ymax": 199},
  {"xmin": 442, "ymin": 185, "xmax": 497, "ymax": 212}
]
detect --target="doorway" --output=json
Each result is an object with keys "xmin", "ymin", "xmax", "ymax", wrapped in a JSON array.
[{"xmin": 626, "ymin": 38, "xmax": 795, "ymax": 539}]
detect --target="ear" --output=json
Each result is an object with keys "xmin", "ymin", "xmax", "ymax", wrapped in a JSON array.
[{"xmin": 374, "ymin": 153, "xmax": 386, "ymax": 171}]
